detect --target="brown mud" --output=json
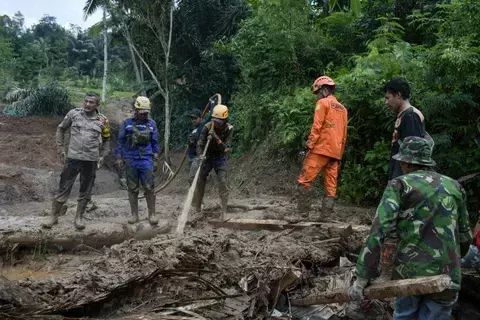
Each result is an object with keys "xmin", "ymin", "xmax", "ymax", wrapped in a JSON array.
[{"xmin": 0, "ymin": 114, "xmax": 478, "ymax": 319}]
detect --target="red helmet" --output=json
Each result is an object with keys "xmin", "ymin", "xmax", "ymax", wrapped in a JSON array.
[{"xmin": 312, "ymin": 76, "xmax": 335, "ymax": 93}]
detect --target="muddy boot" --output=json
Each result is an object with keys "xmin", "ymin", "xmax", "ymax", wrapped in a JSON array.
[
  {"xmin": 42, "ymin": 200, "xmax": 63, "ymax": 229},
  {"xmin": 296, "ymin": 185, "xmax": 311, "ymax": 218},
  {"xmin": 220, "ymin": 195, "xmax": 228, "ymax": 221},
  {"xmin": 194, "ymin": 182, "xmax": 206, "ymax": 213},
  {"xmin": 74, "ymin": 199, "xmax": 88, "ymax": 230},
  {"xmin": 374, "ymin": 242, "xmax": 397, "ymax": 283},
  {"xmin": 145, "ymin": 191, "xmax": 158, "ymax": 226},
  {"xmin": 128, "ymin": 192, "xmax": 139, "ymax": 224},
  {"xmin": 59, "ymin": 204, "xmax": 68, "ymax": 216},
  {"xmin": 321, "ymin": 196, "xmax": 336, "ymax": 215}
]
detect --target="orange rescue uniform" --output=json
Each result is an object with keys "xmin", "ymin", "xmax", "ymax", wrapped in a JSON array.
[{"xmin": 297, "ymin": 95, "xmax": 348, "ymax": 196}]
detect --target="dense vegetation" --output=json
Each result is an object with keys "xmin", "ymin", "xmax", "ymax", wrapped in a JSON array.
[{"xmin": 1, "ymin": 0, "xmax": 479, "ymax": 208}]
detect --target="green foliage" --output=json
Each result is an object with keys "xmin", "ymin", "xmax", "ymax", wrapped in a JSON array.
[
  {"xmin": 273, "ymin": 88, "xmax": 315, "ymax": 155},
  {"xmin": 339, "ymin": 140, "xmax": 390, "ymax": 204},
  {"xmin": 0, "ymin": 36, "xmax": 15, "ymax": 85},
  {"xmin": 4, "ymin": 84, "xmax": 72, "ymax": 116},
  {"xmin": 230, "ymin": 0, "xmax": 480, "ymax": 206}
]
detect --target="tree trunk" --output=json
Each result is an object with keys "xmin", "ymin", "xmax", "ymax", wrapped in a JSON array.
[
  {"xmin": 139, "ymin": 63, "xmax": 145, "ymax": 96},
  {"xmin": 102, "ymin": 7, "xmax": 108, "ymax": 102},
  {"xmin": 163, "ymin": 4, "xmax": 174, "ymax": 163},
  {"xmin": 127, "ymin": 33, "xmax": 142, "ymax": 91},
  {"xmin": 164, "ymin": 89, "xmax": 170, "ymax": 163}
]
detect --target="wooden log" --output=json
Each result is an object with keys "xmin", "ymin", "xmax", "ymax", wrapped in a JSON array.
[
  {"xmin": 0, "ymin": 222, "xmax": 171, "ymax": 252},
  {"xmin": 208, "ymin": 219, "xmax": 369, "ymax": 234},
  {"xmin": 291, "ymin": 275, "xmax": 452, "ymax": 306}
]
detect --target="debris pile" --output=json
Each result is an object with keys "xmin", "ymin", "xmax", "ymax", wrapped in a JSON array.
[{"xmin": 3, "ymin": 227, "xmax": 364, "ymax": 319}]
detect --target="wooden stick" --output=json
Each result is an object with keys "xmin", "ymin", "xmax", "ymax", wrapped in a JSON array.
[
  {"xmin": 291, "ymin": 275, "xmax": 452, "ymax": 306},
  {"xmin": 176, "ymin": 136, "xmax": 212, "ymax": 235}
]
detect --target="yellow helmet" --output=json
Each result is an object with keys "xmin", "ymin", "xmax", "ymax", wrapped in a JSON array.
[
  {"xmin": 134, "ymin": 96, "xmax": 151, "ymax": 112},
  {"xmin": 212, "ymin": 104, "xmax": 228, "ymax": 119}
]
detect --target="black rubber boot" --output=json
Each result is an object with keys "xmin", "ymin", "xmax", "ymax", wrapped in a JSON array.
[
  {"xmin": 322, "ymin": 196, "xmax": 336, "ymax": 214},
  {"xmin": 128, "ymin": 192, "xmax": 139, "ymax": 224},
  {"xmin": 42, "ymin": 200, "xmax": 63, "ymax": 229},
  {"xmin": 145, "ymin": 191, "xmax": 158, "ymax": 226},
  {"xmin": 74, "ymin": 199, "xmax": 88, "ymax": 230},
  {"xmin": 296, "ymin": 185, "xmax": 312, "ymax": 216}
]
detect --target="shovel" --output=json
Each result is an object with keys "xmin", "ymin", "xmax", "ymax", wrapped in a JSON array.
[{"xmin": 176, "ymin": 134, "xmax": 213, "ymax": 235}]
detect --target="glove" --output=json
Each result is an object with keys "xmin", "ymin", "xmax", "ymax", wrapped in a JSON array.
[
  {"xmin": 209, "ymin": 128, "xmax": 219, "ymax": 141},
  {"xmin": 348, "ymin": 277, "xmax": 369, "ymax": 301},
  {"xmin": 198, "ymin": 154, "xmax": 206, "ymax": 161},
  {"xmin": 58, "ymin": 151, "xmax": 66, "ymax": 165},
  {"xmin": 97, "ymin": 157, "xmax": 104, "ymax": 169},
  {"xmin": 116, "ymin": 159, "xmax": 124, "ymax": 169}
]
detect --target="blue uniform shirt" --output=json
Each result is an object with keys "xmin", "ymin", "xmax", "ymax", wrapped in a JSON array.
[{"xmin": 115, "ymin": 117, "xmax": 160, "ymax": 160}]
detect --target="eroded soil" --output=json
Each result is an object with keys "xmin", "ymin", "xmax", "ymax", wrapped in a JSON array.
[{"xmin": 0, "ymin": 114, "xmax": 477, "ymax": 319}]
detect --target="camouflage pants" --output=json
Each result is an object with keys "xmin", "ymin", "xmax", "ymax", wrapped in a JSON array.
[
  {"xmin": 55, "ymin": 159, "xmax": 97, "ymax": 203},
  {"xmin": 195, "ymin": 157, "xmax": 228, "ymax": 206}
]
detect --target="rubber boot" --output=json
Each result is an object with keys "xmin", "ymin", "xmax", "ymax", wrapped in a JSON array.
[
  {"xmin": 42, "ymin": 200, "xmax": 63, "ymax": 229},
  {"xmin": 296, "ymin": 185, "xmax": 311, "ymax": 217},
  {"xmin": 128, "ymin": 192, "xmax": 139, "ymax": 224},
  {"xmin": 74, "ymin": 199, "xmax": 88, "ymax": 230},
  {"xmin": 145, "ymin": 191, "xmax": 158, "ymax": 226},
  {"xmin": 195, "ymin": 182, "xmax": 206, "ymax": 213},
  {"xmin": 322, "ymin": 196, "xmax": 336, "ymax": 214},
  {"xmin": 220, "ymin": 194, "xmax": 228, "ymax": 221},
  {"xmin": 375, "ymin": 242, "xmax": 397, "ymax": 283}
]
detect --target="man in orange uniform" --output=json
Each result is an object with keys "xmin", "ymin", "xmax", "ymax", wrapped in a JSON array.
[{"xmin": 297, "ymin": 76, "xmax": 348, "ymax": 217}]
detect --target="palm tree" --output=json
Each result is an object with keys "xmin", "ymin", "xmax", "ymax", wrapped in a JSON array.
[{"xmin": 84, "ymin": 0, "xmax": 109, "ymax": 102}]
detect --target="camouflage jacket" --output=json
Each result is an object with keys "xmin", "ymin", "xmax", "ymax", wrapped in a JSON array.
[
  {"xmin": 355, "ymin": 170, "xmax": 472, "ymax": 291},
  {"xmin": 197, "ymin": 121, "xmax": 233, "ymax": 159},
  {"xmin": 56, "ymin": 108, "xmax": 111, "ymax": 162}
]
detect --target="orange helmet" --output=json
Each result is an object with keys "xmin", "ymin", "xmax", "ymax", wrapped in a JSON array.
[{"xmin": 312, "ymin": 76, "xmax": 335, "ymax": 93}]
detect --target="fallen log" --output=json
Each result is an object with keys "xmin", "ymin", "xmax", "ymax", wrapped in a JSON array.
[
  {"xmin": 208, "ymin": 219, "xmax": 369, "ymax": 235},
  {"xmin": 0, "ymin": 222, "xmax": 171, "ymax": 252},
  {"xmin": 291, "ymin": 275, "xmax": 452, "ymax": 306}
]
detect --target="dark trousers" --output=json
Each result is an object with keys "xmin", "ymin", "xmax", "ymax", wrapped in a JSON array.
[
  {"xmin": 195, "ymin": 157, "xmax": 228, "ymax": 205},
  {"xmin": 55, "ymin": 159, "xmax": 97, "ymax": 203},
  {"xmin": 124, "ymin": 158, "xmax": 155, "ymax": 194}
]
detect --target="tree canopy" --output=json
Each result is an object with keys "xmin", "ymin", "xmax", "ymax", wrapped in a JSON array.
[{"xmin": 1, "ymin": 0, "xmax": 479, "ymax": 210}]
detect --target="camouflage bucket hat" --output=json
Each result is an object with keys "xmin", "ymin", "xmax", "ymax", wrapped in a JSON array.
[{"xmin": 392, "ymin": 136, "xmax": 436, "ymax": 167}]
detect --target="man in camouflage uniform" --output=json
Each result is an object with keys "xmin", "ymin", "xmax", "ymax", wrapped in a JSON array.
[
  {"xmin": 43, "ymin": 92, "xmax": 111, "ymax": 230},
  {"xmin": 348, "ymin": 136, "xmax": 472, "ymax": 319},
  {"xmin": 195, "ymin": 104, "xmax": 233, "ymax": 219}
]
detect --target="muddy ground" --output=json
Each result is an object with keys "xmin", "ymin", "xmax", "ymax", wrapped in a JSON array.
[{"xmin": 0, "ymin": 114, "xmax": 479, "ymax": 320}]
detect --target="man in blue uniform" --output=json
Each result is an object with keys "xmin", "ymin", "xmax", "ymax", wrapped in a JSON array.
[{"xmin": 116, "ymin": 96, "xmax": 160, "ymax": 225}]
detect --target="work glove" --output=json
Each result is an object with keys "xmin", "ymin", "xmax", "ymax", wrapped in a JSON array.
[
  {"xmin": 116, "ymin": 159, "xmax": 124, "ymax": 169},
  {"xmin": 348, "ymin": 277, "xmax": 369, "ymax": 301},
  {"xmin": 209, "ymin": 128, "xmax": 219, "ymax": 141},
  {"xmin": 97, "ymin": 157, "xmax": 104, "ymax": 169},
  {"xmin": 153, "ymin": 154, "xmax": 159, "ymax": 173},
  {"xmin": 198, "ymin": 154, "xmax": 206, "ymax": 161},
  {"xmin": 58, "ymin": 151, "xmax": 66, "ymax": 165}
]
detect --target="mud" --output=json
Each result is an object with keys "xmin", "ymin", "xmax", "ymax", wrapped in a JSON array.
[
  {"xmin": 10, "ymin": 227, "xmax": 361, "ymax": 318},
  {"xmin": 1, "ymin": 113, "xmax": 478, "ymax": 319}
]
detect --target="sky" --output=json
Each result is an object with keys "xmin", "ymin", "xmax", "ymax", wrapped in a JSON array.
[{"xmin": 0, "ymin": 0, "xmax": 103, "ymax": 30}]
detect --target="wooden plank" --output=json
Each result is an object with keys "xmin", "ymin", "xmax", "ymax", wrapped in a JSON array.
[
  {"xmin": 291, "ymin": 275, "xmax": 452, "ymax": 306},
  {"xmin": 208, "ymin": 219, "xmax": 369, "ymax": 233}
]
